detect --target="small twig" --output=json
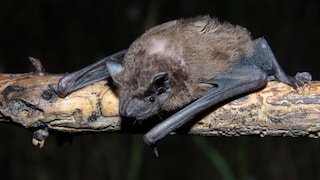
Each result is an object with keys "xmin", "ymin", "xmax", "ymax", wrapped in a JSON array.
[{"xmin": 28, "ymin": 57, "xmax": 46, "ymax": 75}]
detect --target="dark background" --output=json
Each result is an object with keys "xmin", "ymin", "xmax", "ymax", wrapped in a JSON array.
[{"xmin": 0, "ymin": 0, "xmax": 320, "ymax": 180}]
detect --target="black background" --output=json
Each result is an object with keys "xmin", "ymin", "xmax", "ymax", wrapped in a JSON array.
[{"xmin": 0, "ymin": 1, "xmax": 319, "ymax": 180}]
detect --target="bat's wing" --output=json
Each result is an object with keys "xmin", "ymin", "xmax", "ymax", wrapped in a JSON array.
[
  {"xmin": 52, "ymin": 49, "xmax": 127, "ymax": 97},
  {"xmin": 143, "ymin": 38, "xmax": 311, "ymax": 156}
]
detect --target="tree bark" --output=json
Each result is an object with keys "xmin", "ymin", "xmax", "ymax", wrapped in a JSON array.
[{"xmin": 0, "ymin": 72, "xmax": 319, "ymax": 147}]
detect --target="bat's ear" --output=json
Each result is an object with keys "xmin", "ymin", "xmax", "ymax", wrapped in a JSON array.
[
  {"xmin": 145, "ymin": 72, "xmax": 171, "ymax": 96},
  {"xmin": 106, "ymin": 60, "xmax": 124, "ymax": 84}
]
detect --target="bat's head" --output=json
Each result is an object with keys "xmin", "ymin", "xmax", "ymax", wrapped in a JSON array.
[
  {"xmin": 112, "ymin": 36, "xmax": 189, "ymax": 119},
  {"xmin": 117, "ymin": 71, "xmax": 171, "ymax": 119}
]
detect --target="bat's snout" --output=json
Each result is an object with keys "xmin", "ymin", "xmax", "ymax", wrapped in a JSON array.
[{"xmin": 119, "ymin": 97, "xmax": 160, "ymax": 119}]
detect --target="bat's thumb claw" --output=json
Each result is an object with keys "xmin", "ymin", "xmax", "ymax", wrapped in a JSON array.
[
  {"xmin": 143, "ymin": 134, "xmax": 160, "ymax": 157},
  {"xmin": 151, "ymin": 144, "xmax": 160, "ymax": 158}
]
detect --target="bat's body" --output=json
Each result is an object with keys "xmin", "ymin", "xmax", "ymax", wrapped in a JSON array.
[
  {"xmin": 116, "ymin": 17, "xmax": 253, "ymax": 118},
  {"xmin": 51, "ymin": 16, "xmax": 311, "ymax": 155}
]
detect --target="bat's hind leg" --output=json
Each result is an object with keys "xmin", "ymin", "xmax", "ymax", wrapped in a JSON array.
[{"xmin": 253, "ymin": 38, "xmax": 312, "ymax": 88}]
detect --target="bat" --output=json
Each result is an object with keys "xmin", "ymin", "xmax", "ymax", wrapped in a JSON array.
[{"xmin": 50, "ymin": 16, "xmax": 311, "ymax": 156}]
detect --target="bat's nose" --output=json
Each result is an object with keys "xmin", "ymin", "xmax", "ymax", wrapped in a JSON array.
[
  {"xmin": 119, "ymin": 107, "xmax": 134, "ymax": 117},
  {"xmin": 119, "ymin": 98, "xmax": 136, "ymax": 117}
]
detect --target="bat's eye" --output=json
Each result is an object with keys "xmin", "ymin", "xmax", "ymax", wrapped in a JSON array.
[{"xmin": 149, "ymin": 96, "xmax": 155, "ymax": 102}]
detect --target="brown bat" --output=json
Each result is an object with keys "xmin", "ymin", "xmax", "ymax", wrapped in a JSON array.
[{"xmin": 50, "ymin": 16, "xmax": 311, "ymax": 156}]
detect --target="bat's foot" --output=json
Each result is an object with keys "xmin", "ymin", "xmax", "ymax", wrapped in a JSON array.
[
  {"xmin": 276, "ymin": 71, "xmax": 312, "ymax": 89},
  {"xmin": 294, "ymin": 72, "xmax": 312, "ymax": 87},
  {"xmin": 291, "ymin": 72, "xmax": 312, "ymax": 93}
]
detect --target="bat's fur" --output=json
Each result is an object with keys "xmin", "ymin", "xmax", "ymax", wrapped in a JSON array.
[{"xmin": 115, "ymin": 16, "xmax": 253, "ymax": 114}]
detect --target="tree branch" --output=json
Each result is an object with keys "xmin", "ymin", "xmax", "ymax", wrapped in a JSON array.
[{"xmin": 0, "ymin": 72, "xmax": 319, "ymax": 148}]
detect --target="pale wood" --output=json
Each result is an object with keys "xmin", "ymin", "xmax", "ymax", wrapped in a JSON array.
[{"xmin": 0, "ymin": 72, "xmax": 320, "ymax": 147}]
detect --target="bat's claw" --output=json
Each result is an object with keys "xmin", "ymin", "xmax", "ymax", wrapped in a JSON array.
[
  {"xmin": 144, "ymin": 134, "xmax": 160, "ymax": 157},
  {"xmin": 48, "ymin": 84, "xmax": 64, "ymax": 98},
  {"xmin": 151, "ymin": 144, "xmax": 160, "ymax": 158}
]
